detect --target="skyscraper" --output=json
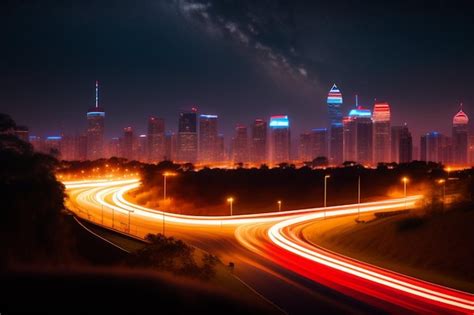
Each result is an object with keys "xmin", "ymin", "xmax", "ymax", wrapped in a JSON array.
[
  {"xmin": 86, "ymin": 81, "xmax": 105, "ymax": 160},
  {"xmin": 392, "ymin": 124, "xmax": 413, "ymax": 163},
  {"xmin": 269, "ymin": 115, "xmax": 290, "ymax": 164},
  {"xmin": 250, "ymin": 119, "xmax": 267, "ymax": 164},
  {"xmin": 399, "ymin": 124, "xmax": 413, "ymax": 163},
  {"xmin": 343, "ymin": 116, "xmax": 357, "ymax": 162},
  {"xmin": 199, "ymin": 114, "xmax": 219, "ymax": 163},
  {"xmin": 372, "ymin": 101, "xmax": 391, "ymax": 163},
  {"xmin": 298, "ymin": 132, "xmax": 312, "ymax": 162},
  {"xmin": 420, "ymin": 131, "xmax": 443, "ymax": 163},
  {"xmin": 343, "ymin": 100, "xmax": 372, "ymax": 164},
  {"xmin": 312, "ymin": 128, "xmax": 328, "ymax": 159},
  {"xmin": 164, "ymin": 131, "xmax": 177, "ymax": 161},
  {"xmin": 147, "ymin": 116, "xmax": 165, "ymax": 163},
  {"xmin": 177, "ymin": 108, "xmax": 198, "ymax": 163},
  {"xmin": 122, "ymin": 127, "xmax": 134, "ymax": 161},
  {"xmin": 137, "ymin": 134, "xmax": 148, "ymax": 162},
  {"xmin": 327, "ymin": 84, "xmax": 343, "ymax": 165},
  {"xmin": 233, "ymin": 124, "xmax": 249, "ymax": 163},
  {"xmin": 452, "ymin": 105, "xmax": 469, "ymax": 165},
  {"xmin": 391, "ymin": 126, "xmax": 402, "ymax": 163}
]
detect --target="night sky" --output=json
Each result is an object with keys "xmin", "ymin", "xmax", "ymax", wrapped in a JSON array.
[{"xmin": 1, "ymin": 0, "xmax": 473, "ymax": 144}]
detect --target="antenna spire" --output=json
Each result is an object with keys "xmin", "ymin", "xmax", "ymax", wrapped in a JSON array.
[
  {"xmin": 95, "ymin": 80, "xmax": 99, "ymax": 108},
  {"xmin": 355, "ymin": 94, "xmax": 359, "ymax": 108}
]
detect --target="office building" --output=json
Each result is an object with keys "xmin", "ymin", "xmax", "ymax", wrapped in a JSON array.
[
  {"xmin": 269, "ymin": 115, "xmax": 290, "ymax": 164},
  {"xmin": 199, "ymin": 114, "xmax": 219, "ymax": 163},
  {"xmin": 177, "ymin": 108, "xmax": 198, "ymax": 163},
  {"xmin": 372, "ymin": 101, "xmax": 391, "ymax": 163},
  {"xmin": 147, "ymin": 116, "xmax": 165, "ymax": 162},
  {"xmin": 86, "ymin": 81, "xmax": 105, "ymax": 160}
]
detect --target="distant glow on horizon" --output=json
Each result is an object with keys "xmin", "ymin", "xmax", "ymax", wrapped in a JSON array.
[{"xmin": 269, "ymin": 115, "xmax": 289, "ymax": 128}]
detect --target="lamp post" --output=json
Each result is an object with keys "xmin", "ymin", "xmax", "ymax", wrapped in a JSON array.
[
  {"xmin": 402, "ymin": 177, "xmax": 409, "ymax": 210},
  {"xmin": 277, "ymin": 200, "xmax": 282, "ymax": 212},
  {"xmin": 438, "ymin": 179, "xmax": 446, "ymax": 207},
  {"xmin": 357, "ymin": 175, "xmax": 361, "ymax": 221},
  {"xmin": 227, "ymin": 197, "xmax": 234, "ymax": 216},
  {"xmin": 324, "ymin": 175, "xmax": 330, "ymax": 219}
]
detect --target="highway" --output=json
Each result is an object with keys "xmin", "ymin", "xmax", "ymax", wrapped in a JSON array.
[{"xmin": 65, "ymin": 178, "xmax": 473, "ymax": 314}]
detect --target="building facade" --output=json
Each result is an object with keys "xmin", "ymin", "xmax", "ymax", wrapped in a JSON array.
[
  {"xmin": 372, "ymin": 101, "xmax": 391, "ymax": 163},
  {"xmin": 177, "ymin": 108, "xmax": 198, "ymax": 163},
  {"xmin": 327, "ymin": 84, "xmax": 343, "ymax": 165},
  {"xmin": 269, "ymin": 115, "xmax": 290, "ymax": 164},
  {"xmin": 199, "ymin": 114, "xmax": 219, "ymax": 163}
]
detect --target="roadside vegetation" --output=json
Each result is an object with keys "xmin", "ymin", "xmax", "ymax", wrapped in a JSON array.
[{"xmin": 126, "ymin": 233, "xmax": 219, "ymax": 280}]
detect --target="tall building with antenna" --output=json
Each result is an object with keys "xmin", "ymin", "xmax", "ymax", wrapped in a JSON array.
[
  {"xmin": 327, "ymin": 84, "xmax": 343, "ymax": 165},
  {"xmin": 86, "ymin": 81, "xmax": 105, "ymax": 160}
]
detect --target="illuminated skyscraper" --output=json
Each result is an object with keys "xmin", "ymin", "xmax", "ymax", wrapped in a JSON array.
[
  {"xmin": 147, "ymin": 116, "xmax": 165, "ymax": 162},
  {"xmin": 343, "ymin": 97, "xmax": 372, "ymax": 164},
  {"xmin": 269, "ymin": 115, "xmax": 290, "ymax": 164},
  {"xmin": 86, "ymin": 81, "xmax": 105, "ymax": 160},
  {"xmin": 327, "ymin": 84, "xmax": 343, "ymax": 165},
  {"xmin": 199, "ymin": 114, "xmax": 219, "ymax": 163},
  {"xmin": 452, "ymin": 105, "xmax": 469, "ymax": 165},
  {"xmin": 177, "ymin": 108, "xmax": 198, "ymax": 163},
  {"xmin": 420, "ymin": 131, "xmax": 444, "ymax": 163},
  {"xmin": 372, "ymin": 101, "xmax": 391, "ymax": 163},
  {"xmin": 250, "ymin": 119, "xmax": 267, "ymax": 164},
  {"xmin": 122, "ymin": 127, "xmax": 134, "ymax": 161},
  {"xmin": 233, "ymin": 124, "xmax": 249, "ymax": 163}
]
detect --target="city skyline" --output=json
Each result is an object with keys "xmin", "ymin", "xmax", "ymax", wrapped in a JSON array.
[
  {"xmin": 2, "ymin": 1, "xmax": 473, "ymax": 142},
  {"xmin": 18, "ymin": 81, "xmax": 473, "ymax": 166}
]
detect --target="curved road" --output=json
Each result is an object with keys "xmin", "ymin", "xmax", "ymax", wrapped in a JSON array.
[{"xmin": 64, "ymin": 179, "xmax": 473, "ymax": 314}]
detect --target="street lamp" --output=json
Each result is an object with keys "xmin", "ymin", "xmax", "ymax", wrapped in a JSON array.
[
  {"xmin": 277, "ymin": 200, "xmax": 282, "ymax": 212},
  {"xmin": 227, "ymin": 197, "xmax": 234, "ymax": 216},
  {"xmin": 324, "ymin": 175, "xmax": 330, "ymax": 219},
  {"xmin": 402, "ymin": 177, "xmax": 409, "ymax": 210},
  {"xmin": 357, "ymin": 175, "xmax": 361, "ymax": 221},
  {"xmin": 438, "ymin": 179, "xmax": 446, "ymax": 206}
]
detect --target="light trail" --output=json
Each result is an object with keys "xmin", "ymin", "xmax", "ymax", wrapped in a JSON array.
[
  {"xmin": 267, "ymin": 211, "xmax": 474, "ymax": 313},
  {"xmin": 64, "ymin": 178, "xmax": 473, "ymax": 314}
]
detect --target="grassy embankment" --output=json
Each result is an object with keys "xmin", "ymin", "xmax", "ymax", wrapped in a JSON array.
[
  {"xmin": 76, "ymin": 219, "xmax": 281, "ymax": 314},
  {"xmin": 302, "ymin": 208, "xmax": 474, "ymax": 293}
]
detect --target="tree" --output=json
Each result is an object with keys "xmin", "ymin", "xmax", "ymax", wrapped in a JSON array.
[{"xmin": 0, "ymin": 113, "xmax": 69, "ymax": 267}]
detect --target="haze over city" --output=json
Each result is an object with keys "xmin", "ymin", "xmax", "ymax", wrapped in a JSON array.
[{"xmin": 2, "ymin": 1, "xmax": 473, "ymax": 141}]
